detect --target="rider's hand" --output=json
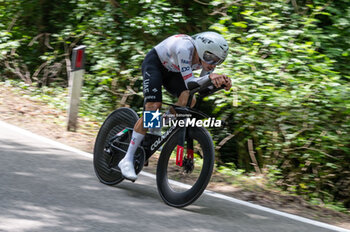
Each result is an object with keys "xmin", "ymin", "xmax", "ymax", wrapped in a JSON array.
[{"xmin": 209, "ymin": 73, "xmax": 232, "ymax": 91}]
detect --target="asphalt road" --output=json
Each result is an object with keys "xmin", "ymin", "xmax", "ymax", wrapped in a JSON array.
[{"xmin": 0, "ymin": 121, "xmax": 348, "ymax": 232}]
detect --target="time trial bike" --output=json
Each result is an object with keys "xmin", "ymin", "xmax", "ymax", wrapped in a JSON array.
[{"xmin": 93, "ymin": 77, "xmax": 225, "ymax": 207}]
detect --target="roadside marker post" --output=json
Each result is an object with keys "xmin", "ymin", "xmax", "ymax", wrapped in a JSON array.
[{"xmin": 67, "ymin": 45, "xmax": 86, "ymax": 131}]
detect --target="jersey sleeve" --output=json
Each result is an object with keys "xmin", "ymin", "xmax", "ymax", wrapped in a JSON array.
[
  {"xmin": 175, "ymin": 46, "xmax": 196, "ymax": 89},
  {"xmin": 200, "ymin": 68, "xmax": 214, "ymax": 77},
  {"xmin": 175, "ymin": 42, "xmax": 215, "ymax": 89}
]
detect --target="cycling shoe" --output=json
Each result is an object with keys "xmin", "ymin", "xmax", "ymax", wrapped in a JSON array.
[{"xmin": 118, "ymin": 158, "xmax": 137, "ymax": 181}]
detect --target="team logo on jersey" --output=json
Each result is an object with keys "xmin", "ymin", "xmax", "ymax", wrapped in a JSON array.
[
  {"xmin": 181, "ymin": 59, "xmax": 190, "ymax": 64},
  {"xmin": 181, "ymin": 66, "xmax": 190, "ymax": 72},
  {"xmin": 144, "ymin": 79, "xmax": 150, "ymax": 93}
]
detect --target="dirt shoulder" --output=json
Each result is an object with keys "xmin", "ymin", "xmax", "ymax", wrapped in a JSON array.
[{"xmin": 0, "ymin": 83, "xmax": 349, "ymax": 229}]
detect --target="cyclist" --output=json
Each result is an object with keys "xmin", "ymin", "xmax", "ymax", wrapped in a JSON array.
[{"xmin": 118, "ymin": 31, "xmax": 232, "ymax": 181}]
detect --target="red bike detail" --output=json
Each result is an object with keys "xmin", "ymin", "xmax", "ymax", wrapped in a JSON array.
[{"xmin": 176, "ymin": 145, "xmax": 184, "ymax": 167}]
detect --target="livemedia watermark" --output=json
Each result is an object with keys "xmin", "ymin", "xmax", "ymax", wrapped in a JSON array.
[{"xmin": 143, "ymin": 110, "xmax": 222, "ymax": 128}]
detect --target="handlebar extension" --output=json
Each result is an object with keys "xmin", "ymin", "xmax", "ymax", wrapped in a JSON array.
[{"xmin": 188, "ymin": 75, "xmax": 226, "ymax": 97}]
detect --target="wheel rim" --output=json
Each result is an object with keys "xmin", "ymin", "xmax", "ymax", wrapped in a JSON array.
[
  {"xmin": 164, "ymin": 139, "xmax": 205, "ymax": 193},
  {"xmin": 94, "ymin": 108, "xmax": 138, "ymax": 184}
]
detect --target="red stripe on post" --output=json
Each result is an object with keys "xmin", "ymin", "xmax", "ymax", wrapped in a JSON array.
[{"xmin": 76, "ymin": 50, "xmax": 83, "ymax": 68}]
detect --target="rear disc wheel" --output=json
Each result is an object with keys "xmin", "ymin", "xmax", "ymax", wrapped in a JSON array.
[{"xmin": 93, "ymin": 108, "xmax": 139, "ymax": 185}]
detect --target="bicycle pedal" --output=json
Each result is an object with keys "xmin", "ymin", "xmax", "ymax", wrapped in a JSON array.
[{"xmin": 123, "ymin": 177, "xmax": 137, "ymax": 183}]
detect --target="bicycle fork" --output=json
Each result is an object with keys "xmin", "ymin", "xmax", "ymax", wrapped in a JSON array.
[
  {"xmin": 176, "ymin": 126, "xmax": 194, "ymax": 168},
  {"xmin": 176, "ymin": 93, "xmax": 195, "ymax": 168}
]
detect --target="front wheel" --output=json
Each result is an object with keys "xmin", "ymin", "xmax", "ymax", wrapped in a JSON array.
[{"xmin": 156, "ymin": 127, "xmax": 215, "ymax": 207}]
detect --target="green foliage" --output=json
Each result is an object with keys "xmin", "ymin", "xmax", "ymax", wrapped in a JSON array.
[
  {"xmin": 217, "ymin": 162, "xmax": 245, "ymax": 177},
  {"xmin": 0, "ymin": 0, "xmax": 349, "ymax": 209},
  {"xmin": 207, "ymin": 0, "xmax": 350, "ymax": 208}
]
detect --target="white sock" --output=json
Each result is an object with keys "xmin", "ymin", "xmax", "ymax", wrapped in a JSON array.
[{"xmin": 123, "ymin": 131, "xmax": 145, "ymax": 162}]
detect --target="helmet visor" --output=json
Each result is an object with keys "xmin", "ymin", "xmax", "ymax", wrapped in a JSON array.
[{"xmin": 202, "ymin": 51, "xmax": 224, "ymax": 65}]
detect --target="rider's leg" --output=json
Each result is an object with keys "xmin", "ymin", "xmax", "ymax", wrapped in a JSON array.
[
  {"xmin": 119, "ymin": 48, "xmax": 164, "ymax": 181},
  {"xmin": 118, "ymin": 90, "xmax": 192, "ymax": 181},
  {"xmin": 168, "ymin": 90, "xmax": 196, "ymax": 115},
  {"xmin": 118, "ymin": 101, "xmax": 162, "ymax": 180},
  {"xmin": 176, "ymin": 90, "xmax": 196, "ymax": 107},
  {"xmin": 120, "ymin": 89, "xmax": 193, "ymax": 180}
]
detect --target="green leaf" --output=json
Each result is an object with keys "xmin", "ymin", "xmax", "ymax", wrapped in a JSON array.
[{"xmin": 232, "ymin": 22, "xmax": 248, "ymax": 28}]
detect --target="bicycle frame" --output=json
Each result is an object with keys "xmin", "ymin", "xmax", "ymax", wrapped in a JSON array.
[
  {"xmin": 108, "ymin": 79, "xmax": 223, "ymax": 169},
  {"xmin": 142, "ymin": 85, "xmax": 214, "ymax": 162},
  {"xmin": 95, "ymin": 77, "xmax": 225, "ymax": 206}
]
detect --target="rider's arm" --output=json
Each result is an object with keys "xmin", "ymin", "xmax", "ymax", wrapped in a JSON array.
[
  {"xmin": 176, "ymin": 52, "xmax": 215, "ymax": 89},
  {"xmin": 200, "ymin": 65, "xmax": 232, "ymax": 90},
  {"xmin": 199, "ymin": 69, "xmax": 214, "ymax": 77},
  {"xmin": 175, "ymin": 46, "xmax": 196, "ymax": 88},
  {"xmin": 176, "ymin": 45, "xmax": 221, "ymax": 89}
]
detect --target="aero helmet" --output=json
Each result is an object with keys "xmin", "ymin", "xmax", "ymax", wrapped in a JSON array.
[{"xmin": 192, "ymin": 31, "xmax": 229, "ymax": 65}]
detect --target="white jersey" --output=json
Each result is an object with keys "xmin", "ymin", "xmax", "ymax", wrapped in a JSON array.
[{"xmin": 154, "ymin": 34, "xmax": 213, "ymax": 88}]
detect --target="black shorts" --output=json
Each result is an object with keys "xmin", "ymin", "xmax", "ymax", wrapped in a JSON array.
[{"xmin": 141, "ymin": 48, "xmax": 187, "ymax": 103}]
